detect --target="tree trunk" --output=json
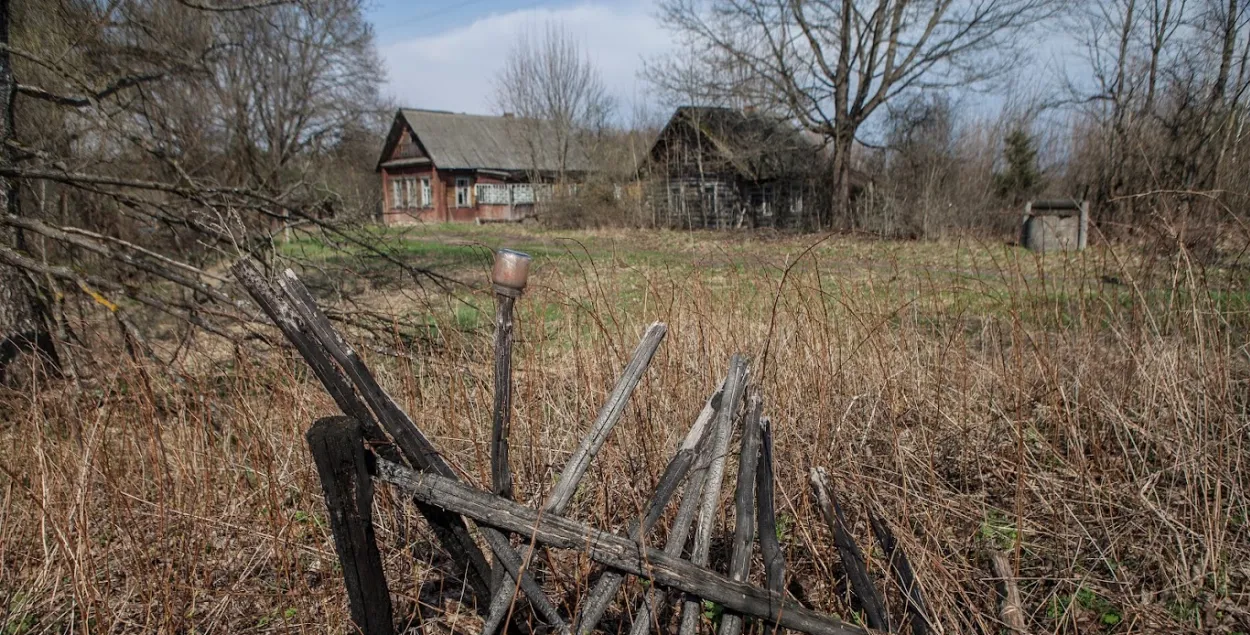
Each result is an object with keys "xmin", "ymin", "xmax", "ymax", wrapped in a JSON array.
[
  {"xmin": 0, "ymin": 0, "xmax": 57, "ymax": 382},
  {"xmin": 829, "ymin": 130, "xmax": 855, "ymax": 230},
  {"xmin": 1212, "ymin": 0, "xmax": 1239, "ymax": 105}
]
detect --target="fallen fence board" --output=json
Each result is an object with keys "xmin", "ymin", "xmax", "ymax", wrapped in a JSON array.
[
  {"xmin": 375, "ymin": 458, "xmax": 867, "ymax": 635},
  {"xmin": 811, "ymin": 468, "xmax": 890, "ymax": 632},
  {"xmin": 233, "ymin": 261, "xmax": 494, "ymax": 603}
]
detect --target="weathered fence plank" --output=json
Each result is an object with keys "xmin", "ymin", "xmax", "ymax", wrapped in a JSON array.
[
  {"xmin": 756, "ymin": 417, "xmax": 786, "ymax": 597},
  {"xmin": 307, "ymin": 416, "xmax": 395, "ymax": 635},
  {"xmin": 679, "ymin": 355, "xmax": 750, "ymax": 635},
  {"xmin": 233, "ymin": 261, "xmax": 494, "ymax": 603},
  {"xmin": 486, "ymin": 254, "xmax": 522, "ymax": 628},
  {"xmin": 868, "ymin": 507, "xmax": 929, "ymax": 635},
  {"xmin": 628, "ymin": 386, "xmax": 730, "ymax": 635},
  {"xmin": 811, "ymin": 468, "xmax": 890, "ymax": 632},
  {"xmin": 546, "ymin": 322, "xmax": 668, "ymax": 513},
  {"xmin": 375, "ymin": 459, "xmax": 867, "ymax": 635},
  {"xmin": 574, "ymin": 379, "xmax": 725, "ymax": 634},
  {"xmin": 719, "ymin": 395, "xmax": 764, "ymax": 635},
  {"xmin": 490, "ymin": 290, "xmax": 517, "ymax": 502},
  {"xmin": 483, "ymin": 321, "xmax": 668, "ymax": 634}
]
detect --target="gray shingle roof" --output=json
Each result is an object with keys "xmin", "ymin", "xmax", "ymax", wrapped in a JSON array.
[
  {"xmin": 647, "ymin": 106, "xmax": 870, "ymax": 187},
  {"xmin": 399, "ymin": 109, "xmax": 592, "ymax": 173}
]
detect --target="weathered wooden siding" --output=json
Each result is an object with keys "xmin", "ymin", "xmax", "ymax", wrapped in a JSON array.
[
  {"xmin": 642, "ymin": 118, "xmax": 821, "ymax": 230},
  {"xmin": 645, "ymin": 134, "xmax": 814, "ymax": 229},
  {"xmin": 391, "ymin": 128, "xmax": 425, "ymax": 161}
]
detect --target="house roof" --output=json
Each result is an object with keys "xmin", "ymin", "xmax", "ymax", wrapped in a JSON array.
[
  {"xmin": 648, "ymin": 106, "xmax": 820, "ymax": 181},
  {"xmin": 379, "ymin": 109, "xmax": 593, "ymax": 173},
  {"xmin": 647, "ymin": 106, "xmax": 870, "ymax": 187}
]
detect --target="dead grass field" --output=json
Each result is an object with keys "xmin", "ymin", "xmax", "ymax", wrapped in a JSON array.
[{"xmin": 2, "ymin": 224, "xmax": 1248, "ymax": 634}]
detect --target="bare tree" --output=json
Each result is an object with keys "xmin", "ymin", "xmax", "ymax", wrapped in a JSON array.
[
  {"xmin": 0, "ymin": 0, "xmax": 59, "ymax": 381},
  {"xmin": 645, "ymin": 42, "xmax": 780, "ymax": 113},
  {"xmin": 1067, "ymin": 0, "xmax": 1147, "ymax": 214},
  {"xmin": 654, "ymin": 0, "xmax": 1063, "ymax": 227},
  {"xmin": 880, "ymin": 92, "xmax": 958, "ymax": 237},
  {"xmin": 1066, "ymin": 0, "xmax": 1250, "ymax": 229},
  {"xmin": 215, "ymin": 0, "xmax": 382, "ymax": 192},
  {"xmin": 0, "ymin": 0, "xmax": 409, "ymax": 381},
  {"xmin": 493, "ymin": 21, "xmax": 615, "ymax": 178}
]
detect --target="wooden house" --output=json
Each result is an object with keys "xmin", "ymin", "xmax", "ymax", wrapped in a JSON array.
[
  {"xmin": 640, "ymin": 106, "xmax": 866, "ymax": 229},
  {"xmin": 376, "ymin": 109, "xmax": 592, "ymax": 224}
]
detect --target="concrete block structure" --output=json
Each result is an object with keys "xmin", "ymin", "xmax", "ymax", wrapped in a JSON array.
[{"xmin": 1021, "ymin": 199, "xmax": 1089, "ymax": 252}]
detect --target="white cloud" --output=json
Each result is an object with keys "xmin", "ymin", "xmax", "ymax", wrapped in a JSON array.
[{"xmin": 380, "ymin": 2, "xmax": 674, "ymax": 116}]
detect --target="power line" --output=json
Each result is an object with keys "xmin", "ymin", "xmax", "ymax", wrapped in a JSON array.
[{"xmin": 375, "ymin": 0, "xmax": 495, "ymax": 35}]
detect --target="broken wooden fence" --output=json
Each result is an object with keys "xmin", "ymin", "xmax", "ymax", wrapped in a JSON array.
[{"xmin": 231, "ymin": 251, "xmax": 931, "ymax": 635}]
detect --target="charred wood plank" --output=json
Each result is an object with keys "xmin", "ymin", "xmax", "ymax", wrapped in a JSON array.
[
  {"xmin": 810, "ymin": 468, "xmax": 890, "ymax": 633},
  {"xmin": 307, "ymin": 416, "xmax": 395, "ymax": 635},
  {"xmin": 374, "ymin": 459, "xmax": 867, "ymax": 635}
]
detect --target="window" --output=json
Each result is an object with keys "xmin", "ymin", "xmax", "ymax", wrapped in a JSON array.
[
  {"xmin": 669, "ymin": 183, "xmax": 685, "ymax": 215},
  {"xmin": 455, "ymin": 177, "xmax": 471, "ymax": 207},
  {"xmin": 701, "ymin": 183, "xmax": 718, "ymax": 214},
  {"xmin": 511, "ymin": 184, "xmax": 534, "ymax": 204},
  {"xmin": 476, "ymin": 183, "xmax": 510, "ymax": 205},
  {"xmin": 420, "ymin": 178, "xmax": 432, "ymax": 208},
  {"xmin": 391, "ymin": 176, "xmax": 422, "ymax": 208}
]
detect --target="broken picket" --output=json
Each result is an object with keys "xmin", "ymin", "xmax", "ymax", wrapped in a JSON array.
[{"xmin": 232, "ymin": 251, "xmax": 932, "ymax": 635}]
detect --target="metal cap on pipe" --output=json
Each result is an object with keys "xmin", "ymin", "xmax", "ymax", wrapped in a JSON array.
[{"xmin": 492, "ymin": 248, "xmax": 531, "ymax": 293}]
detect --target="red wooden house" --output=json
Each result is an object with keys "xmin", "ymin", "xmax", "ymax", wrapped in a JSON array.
[{"xmin": 376, "ymin": 108, "xmax": 592, "ymax": 224}]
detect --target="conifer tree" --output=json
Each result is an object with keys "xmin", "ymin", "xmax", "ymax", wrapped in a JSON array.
[{"xmin": 995, "ymin": 127, "xmax": 1044, "ymax": 204}]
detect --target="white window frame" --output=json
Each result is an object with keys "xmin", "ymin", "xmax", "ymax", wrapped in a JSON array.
[
  {"xmin": 402, "ymin": 177, "xmax": 414, "ymax": 208},
  {"xmin": 476, "ymin": 183, "xmax": 510, "ymax": 205},
  {"xmin": 390, "ymin": 179, "xmax": 402, "ymax": 209},
  {"xmin": 420, "ymin": 177, "xmax": 432, "ymax": 208},
  {"xmin": 511, "ymin": 184, "xmax": 534, "ymax": 204},
  {"xmin": 455, "ymin": 177, "xmax": 471, "ymax": 207}
]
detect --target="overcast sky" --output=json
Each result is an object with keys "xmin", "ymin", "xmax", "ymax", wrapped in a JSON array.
[{"xmin": 366, "ymin": 0, "xmax": 1083, "ymax": 132}]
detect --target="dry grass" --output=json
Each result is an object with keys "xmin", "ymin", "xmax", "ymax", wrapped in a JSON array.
[{"xmin": 1, "ymin": 226, "xmax": 1248, "ymax": 634}]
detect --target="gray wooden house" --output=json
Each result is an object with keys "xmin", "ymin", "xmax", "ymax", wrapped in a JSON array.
[{"xmin": 640, "ymin": 107, "xmax": 864, "ymax": 229}]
